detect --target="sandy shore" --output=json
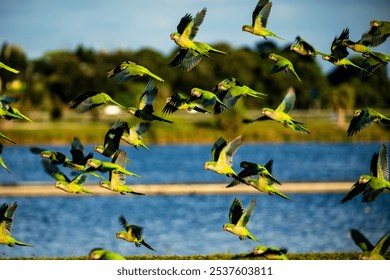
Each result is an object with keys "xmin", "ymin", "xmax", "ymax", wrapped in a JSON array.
[{"xmin": 0, "ymin": 182, "xmax": 353, "ymax": 196}]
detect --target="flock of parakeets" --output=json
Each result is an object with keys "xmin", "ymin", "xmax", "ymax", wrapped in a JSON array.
[{"xmin": 1, "ymin": 0, "xmax": 390, "ymax": 259}]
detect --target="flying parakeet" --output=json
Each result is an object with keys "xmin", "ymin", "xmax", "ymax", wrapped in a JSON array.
[
  {"xmin": 268, "ymin": 53, "xmax": 302, "ymax": 83},
  {"xmin": 108, "ymin": 60, "xmax": 164, "ymax": 83},
  {"xmin": 243, "ymin": 87, "xmax": 310, "ymax": 134},
  {"xmin": 242, "ymin": 0, "xmax": 285, "ymax": 41},
  {"xmin": 341, "ymin": 144, "xmax": 390, "ymax": 203},
  {"xmin": 0, "ymin": 202, "xmax": 33, "ymax": 247},
  {"xmin": 347, "ymin": 107, "xmax": 390, "ymax": 136},
  {"xmin": 350, "ymin": 229, "xmax": 390, "ymax": 260},
  {"xmin": 223, "ymin": 197, "xmax": 260, "ymax": 242},
  {"xmin": 68, "ymin": 91, "xmax": 126, "ymax": 113},
  {"xmin": 116, "ymin": 215, "xmax": 155, "ymax": 251}
]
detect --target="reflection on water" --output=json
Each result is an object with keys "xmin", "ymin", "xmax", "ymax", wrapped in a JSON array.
[{"xmin": 1, "ymin": 193, "xmax": 389, "ymax": 258}]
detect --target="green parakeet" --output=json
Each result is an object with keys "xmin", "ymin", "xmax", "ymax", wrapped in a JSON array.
[
  {"xmin": 223, "ymin": 197, "xmax": 260, "ymax": 242},
  {"xmin": 204, "ymin": 135, "xmax": 248, "ymax": 184},
  {"xmin": 347, "ymin": 107, "xmax": 390, "ymax": 136},
  {"xmin": 68, "ymin": 91, "xmax": 126, "ymax": 113},
  {"xmin": 86, "ymin": 150, "xmax": 141, "ymax": 178},
  {"xmin": 108, "ymin": 60, "xmax": 164, "ymax": 83},
  {"xmin": 0, "ymin": 144, "xmax": 11, "ymax": 173},
  {"xmin": 250, "ymin": 245, "xmax": 288, "ymax": 260},
  {"xmin": 350, "ymin": 229, "xmax": 390, "ymax": 260},
  {"xmin": 161, "ymin": 91, "xmax": 209, "ymax": 115},
  {"xmin": 99, "ymin": 150, "xmax": 144, "ymax": 195},
  {"xmin": 213, "ymin": 77, "xmax": 267, "ymax": 114},
  {"xmin": 0, "ymin": 61, "xmax": 19, "ymax": 74},
  {"xmin": 116, "ymin": 215, "xmax": 155, "ymax": 251},
  {"xmin": 0, "ymin": 202, "xmax": 33, "ymax": 247},
  {"xmin": 120, "ymin": 121, "xmax": 151, "ymax": 151},
  {"xmin": 242, "ymin": 0, "xmax": 285, "ymax": 41},
  {"xmin": 190, "ymin": 87, "xmax": 229, "ymax": 111},
  {"xmin": 88, "ymin": 248, "xmax": 126, "ymax": 260},
  {"xmin": 169, "ymin": 7, "xmax": 227, "ymax": 71},
  {"xmin": 127, "ymin": 79, "xmax": 173, "ymax": 123},
  {"xmin": 0, "ymin": 98, "xmax": 32, "ymax": 122},
  {"xmin": 94, "ymin": 120, "xmax": 130, "ymax": 162},
  {"xmin": 30, "ymin": 147, "xmax": 70, "ymax": 165},
  {"xmin": 244, "ymin": 87, "xmax": 310, "ymax": 134},
  {"xmin": 42, "ymin": 159, "xmax": 93, "ymax": 194},
  {"xmin": 341, "ymin": 144, "xmax": 390, "ymax": 203},
  {"xmin": 290, "ymin": 36, "xmax": 326, "ymax": 56},
  {"xmin": 360, "ymin": 20, "xmax": 390, "ymax": 47},
  {"xmin": 268, "ymin": 53, "xmax": 302, "ymax": 83}
]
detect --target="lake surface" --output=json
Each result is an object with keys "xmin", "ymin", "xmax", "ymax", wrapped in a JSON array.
[
  {"xmin": 1, "ymin": 142, "xmax": 389, "ymax": 185},
  {"xmin": 1, "ymin": 193, "xmax": 389, "ymax": 258},
  {"xmin": 0, "ymin": 142, "xmax": 389, "ymax": 258}
]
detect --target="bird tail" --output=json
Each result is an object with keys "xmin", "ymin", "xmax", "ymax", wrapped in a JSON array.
[
  {"xmin": 81, "ymin": 188, "xmax": 94, "ymax": 194},
  {"xmin": 271, "ymin": 189, "xmax": 294, "ymax": 201},
  {"xmin": 290, "ymin": 120, "xmax": 310, "ymax": 134},
  {"xmin": 141, "ymin": 240, "xmax": 156, "ymax": 251},
  {"xmin": 192, "ymin": 106, "xmax": 210, "ymax": 114},
  {"xmin": 15, "ymin": 240, "xmax": 34, "ymax": 247},
  {"xmin": 138, "ymin": 141, "xmax": 150, "ymax": 151},
  {"xmin": 0, "ymin": 159, "xmax": 11, "ymax": 174},
  {"xmin": 147, "ymin": 71, "xmax": 164, "ymax": 82}
]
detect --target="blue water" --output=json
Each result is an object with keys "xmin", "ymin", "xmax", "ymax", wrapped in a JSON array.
[
  {"xmin": 0, "ymin": 194, "xmax": 389, "ymax": 258},
  {"xmin": 0, "ymin": 143, "xmax": 389, "ymax": 258},
  {"xmin": 1, "ymin": 142, "xmax": 389, "ymax": 185}
]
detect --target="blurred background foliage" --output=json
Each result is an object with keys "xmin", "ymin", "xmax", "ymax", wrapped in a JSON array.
[{"xmin": 0, "ymin": 41, "xmax": 389, "ymax": 143}]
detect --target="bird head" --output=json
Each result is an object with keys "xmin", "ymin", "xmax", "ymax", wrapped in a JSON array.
[
  {"xmin": 116, "ymin": 231, "xmax": 126, "ymax": 239},
  {"xmin": 223, "ymin": 223, "xmax": 234, "ymax": 232},
  {"xmin": 253, "ymin": 245, "xmax": 267, "ymax": 255},
  {"xmin": 290, "ymin": 44, "xmax": 299, "ymax": 51},
  {"xmin": 218, "ymin": 78, "xmax": 235, "ymax": 90},
  {"xmin": 242, "ymin": 25, "xmax": 252, "ymax": 32},
  {"xmin": 358, "ymin": 175, "xmax": 371, "ymax": 184},
  {"xmin": 86, "ymin": 158, "xmax": 101, "ymax": 168},
  {"xmin": 55, "ymin": 181, "xmax": 66, "ymax": 190},
  {"xmin": 353, "ymin": 109, "xmax": 362, "ymax": 117},
  {"xmin": 261, "ymin": 108, "xmax": 272, "ymax": 116},
  {"xmin": 88, "ymin": 248, "xmax": 104, "ymax": 260},
  {"xmin": 204, "ymin": 161, "xmax": 216, "ymax": 171},
  {"xmin": 40, "ymin": 151, "xmax": 53, "ymax": 159},
  {"xmin": 99, "ymin": 180, "xmax": 111, "ymax": 190},
  {"xmin": 170, "ymin": 32, "xmax": 180, "ymax": 42},
  {"xmin": 370, "ymin": 20, "xmax": 381, "ymax": 27},
  {"xmin": 268, "ymin": 53, "xmax": 278, "ymax": 61},
  {"xmin": 127, "ymin": 107, "xmax": 137, "ymax": 115},
  {"xmin": 322, "ymin": 54, "xmax": 331, "ymax": 61},
  {"xmin": 94, "ymin": 145, "xmax": 105, "ymax": 154},
  {"xmin": 190, "ymin": 88, "xmax": 202, "ymax": 98}
]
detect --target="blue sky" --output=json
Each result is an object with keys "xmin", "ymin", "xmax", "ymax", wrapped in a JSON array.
[{"xmin": 1, "ymin": 0, "xmax": 389, "ymax": 74}]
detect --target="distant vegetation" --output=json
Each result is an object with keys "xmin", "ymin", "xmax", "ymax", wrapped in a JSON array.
[{"xmin": 0, "ymin": 41, "xmax": 389, "ymax": 144}]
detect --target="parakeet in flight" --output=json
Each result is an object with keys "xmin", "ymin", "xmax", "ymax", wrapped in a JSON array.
[
  {"xmin": 354, "ymin": 51, "xmax": 390, "ymax": 78},
  {"xmin": 341, "ymin": 144, "xmax": 390, "ymax": 203},
  {"xmin": 0, "ymin": 202, "xmax": 33, "ymax": 247},
  {"xmin": 86, "ymin": 150, "xmax": 141, "ymax": 178},
  {"xmin": 250, "ymin": 245, "xmax": 288, "ymax": 260},
  {"xmin": 88, "ymin": 248, "xmax": 126, "ymax": 260},
  {"xmin": 120, "ymin": 121, "xmax": 151, "ymax": 151},
  {"xmin": 169, "ymin": 7, "xmax": 227, "ymax": 71},
  {"xmin": 268, "ymin": 53, "xmax": 302, "ymax": 83},
  {"xmin": 161, "ymin": 91, "xmax": 209, "ymax": 115},
  {"xmin": 116, "ymin": 215, "xmax": 155, "ymax": 251},
  {"xmin": 213, "ymin": 77, "xmax": 267, "ymax": 114},
  {"xmin": 243, "ymin": 87, "xmax": 310, "ymax": 134},
  {"xmin": 42, "ymin": 159, "xmax": 93, "ymax": 194},
  {"xmin": 242, "ymin": 0, "xmax": 285, "ymax": 41},
  {"xmin": 290, "ymin": 36, "xmax": 326, "ymax": 57},
  {"xmin": 347, "ymin": 107, "xmax": 390, "ymax": 136},
  {"xmin": 68, "ymin": 91, "xmax": 126, "ymax": 113},
  {"xmin": 223, "ymin": 197, "xmax": 260, "ymax": 242},
  {"xmin": 350, "ymin": 229, "xmax": 390, "ymax": 260},
  {"xmin": 204, "ymin": 135, "xmax": 248, "ymax": 184},
  {"xmin": 127, "ymin": 79, "xmax": 173, "ymax": 123},
  {"xmin": 359, "ymin": 20, "xmax": 390, "ymax": 47},
  {"xmin": 99, "ymin": 150, "xmax": 144, "ymax": 195},
  {"xmin": 107, "ymin": 60, "xmax": 164, "ymax": 83}
]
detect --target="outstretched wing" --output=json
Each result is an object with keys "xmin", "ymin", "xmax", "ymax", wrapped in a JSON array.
[
  {"xmin": 253, "ymin": 0, "xmax": 271, "ymax": 29},
  {"xmin": 218, "ymin": 135, "xmax": 244, "ymax": 166},
  {"xmin": 229, "ymin": 197, "xmax": 244, "ymax": 225},
  {"xmin": 180, "ymin": 7, "xmax": 207, "ymax": 40},
  {"xmin": 211, "ymin": 137, "xmax": 227, "ymax": 162},
  {"xmin": 0, "ymin": 202, "xmax": 17, "ymax": 236},
  {"xmin": 377, "ymin": 144, "xmax": 389, "ymax": 181},
  {"xmin": 350, "ymin": 229, "xmax": 375, "ymax": 252},
  {"xmin": 275, "ymin": 87, "xmax": 295, "ymax": 114},
  {"xmin": 347, "ymin": 108, "xmax": 372, "ymax": 136},
  {"xmin": 237, "ymin": 199, "xmax": 256, "ymax": 227},
  {"xmin": 138, "ymin": 79, "xmax": 157, "ymax": 113}
]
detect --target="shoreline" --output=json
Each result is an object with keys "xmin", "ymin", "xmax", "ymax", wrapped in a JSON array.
[{"xmin": 0, "ymin": 182, "xmax": 353, "ymax": 196}]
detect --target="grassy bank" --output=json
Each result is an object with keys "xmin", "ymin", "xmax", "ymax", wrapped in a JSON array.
[
  {"xmin": 1, "ymin": 109, "xmax": 390, "ymax": 145},
  {"xmin": 1, "ymin": 252, "xmax": 382, "ymax": 260}
]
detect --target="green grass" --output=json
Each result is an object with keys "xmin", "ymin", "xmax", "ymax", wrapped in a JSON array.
[
  {"xmin": 2, "ymin": 110, "xmax": 390, "ymax": 145},
  {"xmin": 2, "ymin": 252, "xmax": 388, "ymax": 260}
]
